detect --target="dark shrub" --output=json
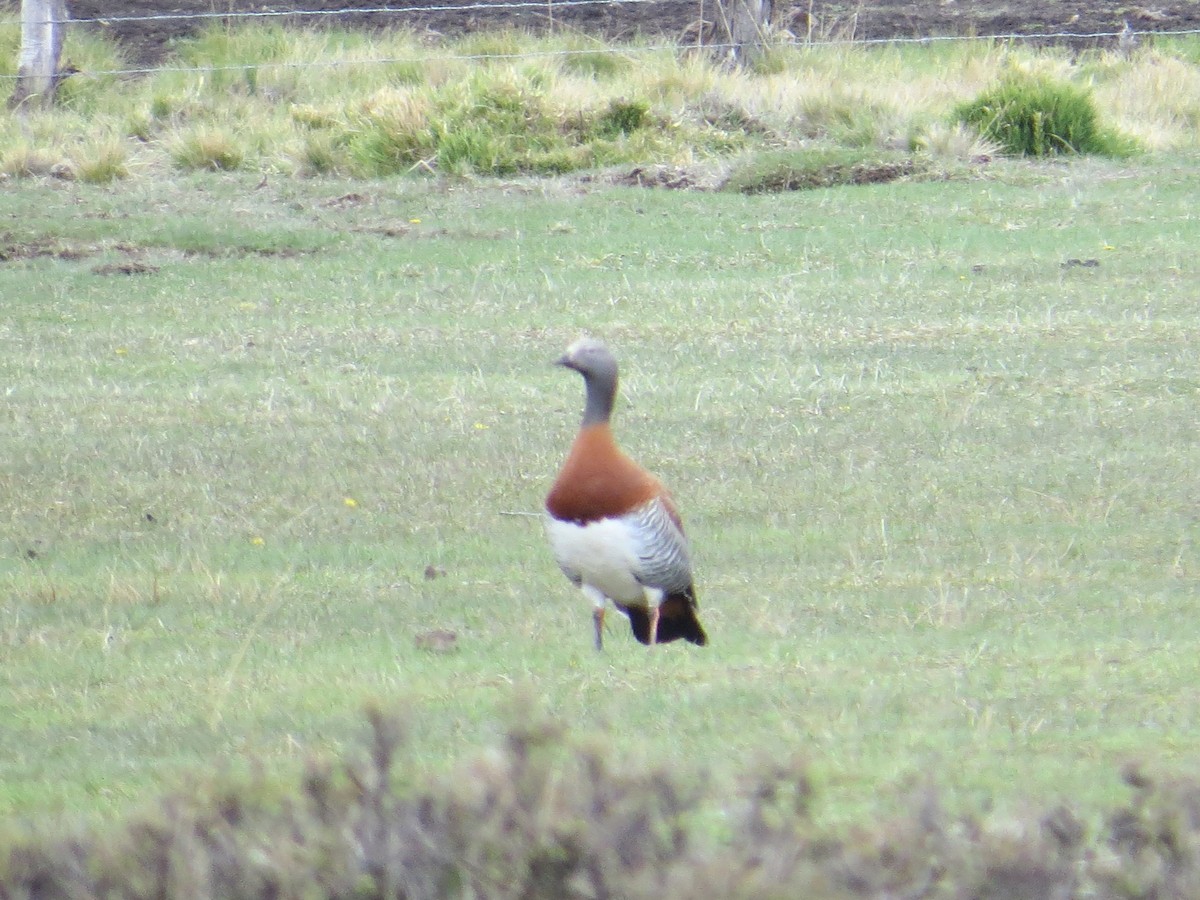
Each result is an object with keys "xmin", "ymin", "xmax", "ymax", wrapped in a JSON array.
[
  {"xmin": 596, "ymin": 99, "xmax": 651, "ymax": 137},
  {"xmin": 956, "ymin": 73, "xmax": 1137, "ymax": 157}
]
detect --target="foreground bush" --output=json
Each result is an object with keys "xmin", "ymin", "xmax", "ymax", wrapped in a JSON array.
[{"xmin": 3, "ymin": 707, "xmax": 1200, "ymax": 898}]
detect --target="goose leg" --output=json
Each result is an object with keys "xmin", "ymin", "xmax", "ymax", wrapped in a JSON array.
[
  {"xmin": 582, "ymin": 584, "xmax": 607, "ymax": 651},
  {"xmin": 643, "ymin": 587, "xmax": 664, "ymax": 646}
]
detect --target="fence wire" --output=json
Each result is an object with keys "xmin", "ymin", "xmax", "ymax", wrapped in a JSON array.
[
  {"xmin": 64, "ymin": 0, "xmax": 663, "ymax": 25},
  {"xmin": 3, "ymin": 2, "xmax": 1200, "ymax": 81}
]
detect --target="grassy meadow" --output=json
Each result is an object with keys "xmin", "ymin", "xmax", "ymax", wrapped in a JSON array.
[
  {"xmin": 1, "ymin": 19, "xmax": 1200, "ymax": 846},
  {"xmin": 4, "ymin": 155, "xmax": 1200, "ymax": 832}
]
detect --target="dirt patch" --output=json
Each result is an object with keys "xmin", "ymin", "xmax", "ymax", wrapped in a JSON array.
[
  {"xmin": 609, "ymin": 165, "xmax": 702, "ymax": 190},
  {"xmin": 91, "ymin": 260, "xmax": 160, "ymax": 275},
  {"xmin": 322, "ymin": 193, "xmax": 372, "ymax": 209},
  {"xmin": 597, "ymin": 154, "xmax": 938, "ymax": 192},
  {"xmin": 732, "ymin": 158, "xmax": 923, "ymax": 193},
  {"xmin": 32, "ymin": 1, "xmax": 1200, "ymax": 66},
  {"xmin": 0, "ymin": 237, "xmax": 88, "ymax": 262}
]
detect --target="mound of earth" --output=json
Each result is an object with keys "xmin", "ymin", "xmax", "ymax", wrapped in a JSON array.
[{"xmin": 13, "ymin": 1, "xmax": 1200, "ymax": 65}]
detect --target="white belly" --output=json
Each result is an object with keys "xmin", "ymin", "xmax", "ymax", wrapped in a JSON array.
[{"xmin": 545, "ymin": 515, "xmax": 645, "ymax": 603}]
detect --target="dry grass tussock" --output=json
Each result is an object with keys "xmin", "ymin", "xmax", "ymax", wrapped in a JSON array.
[
  {"xmin": 4, "ymin": 705, "xmax": 1200, "ymax": 899},
  {"xmin": 2, "ymin": 18, "xmax": 1200, "ymax": 179}
]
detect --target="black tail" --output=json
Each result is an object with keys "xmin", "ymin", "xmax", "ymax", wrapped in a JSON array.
[{"xmin": 619, "ymin": 588, "xmax": 708, "ymax": 647}]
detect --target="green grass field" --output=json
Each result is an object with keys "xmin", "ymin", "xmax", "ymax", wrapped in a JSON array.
[{"xmin": 3, "ymin": 150, "xmax": 1198, "ymax": 833}]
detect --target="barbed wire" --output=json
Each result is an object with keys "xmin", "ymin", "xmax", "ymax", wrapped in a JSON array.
[
  {"xmin": 3, "ymin": 2, "xmax": 1199, "ymax": 82},
  {"xmin": 5, "ymin": 0, "xmax": 663, "ymax": 27},
  {"xmin": 4, "ymin": 0, "xmax": 1200, "ymax": 38},
  {"xmin": 14, "ymin": 2, "xmax": 1200, "ymax": 41},
  {"xmin": 64, "ymin": 0, "xmax": 664, "ymax": 25}
]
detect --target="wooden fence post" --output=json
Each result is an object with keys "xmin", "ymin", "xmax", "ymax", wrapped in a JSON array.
[
  {"xmin": 715, "ymin": 0, "xmax": 772, "ymax": 65},
  {"xmin": 10, "ymin": 0, "xmax": 69, "ymax": 109}
]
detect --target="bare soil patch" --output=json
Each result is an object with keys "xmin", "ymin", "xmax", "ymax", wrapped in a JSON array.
[
  {"xmin": 91, "ymin": 260, "xmax": 161, "ymax": 275},
  {"xmin": 0, "ymin": 236, "xmax": 87, "ymax": 262}
]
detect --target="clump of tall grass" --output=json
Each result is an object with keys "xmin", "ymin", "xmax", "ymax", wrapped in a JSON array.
[
  {"xmin": 168, "ymin": 126, "xmax": 246, "ymax": 171},
  {"xmin": 346, "ymin": 85, "xmax": 436, "ymax": 175},
  {"xmin": 798, "ymin": 88, "xmax": 905, "ymax": 146},
  {"xmin": 595, "ymin": 98, "xmax": 652, "ymax": 137},
  {"xmin": 294, "ymin": 129, "xmax": 345, "ymax": 175},
  {"xmin": 955, "ymin": 70, "xmax": 1138, "ymax": 157},
  {"xmin": 0, "ymin": 142, "xmax": 63, "ymax": 179},
  {"xmin": 344, "ymin": 69, "xmax": 665, "ymax": 176},
  {"xmin": 912, "ymin": 120, "xmax": 1001, "ymax": 160},
  {"xmin": 74, "ymin": 135, "xmax": 130, "ymax": 183}
]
